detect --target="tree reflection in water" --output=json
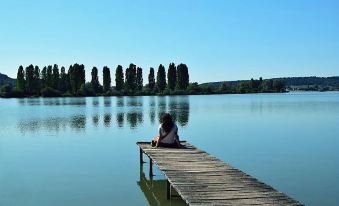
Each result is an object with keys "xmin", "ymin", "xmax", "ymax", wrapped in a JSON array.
[
  {"xmin": 103, "ymin": 113, "xmax": 112, "ymax": 127},
  {"xmin": 103, "ymin": 97, "xmax": 112, "ymax": 107},
  {"xmin": 176, "ymin": 96, "xmax": 189, "ymax": 127},
  {"xmin": 92, "ymin": 114, "xmax": 99, "ymax": 127},
  {"xmin": 149, "ymin": 96, "xmax": 156, "ymax": 125},
  {"xmin": 116, "ymin": 112, "xmax": 124, "ymax": 128},
  {"xmin": 16, "ymin": 96, "xmax": 190, "ymax": 133},
  {"xmin": 157, "ymin": 96, "xmax": 167, "ymax": 123}
]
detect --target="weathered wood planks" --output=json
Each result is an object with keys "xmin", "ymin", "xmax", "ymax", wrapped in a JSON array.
[{"xmin": 137, "ymin": 141, "xmax": 303, "ymax": 206}]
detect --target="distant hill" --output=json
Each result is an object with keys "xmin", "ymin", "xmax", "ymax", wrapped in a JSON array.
[
  {"xmin": 200, "ymin": 76, "xmax": 339, "ymax": 90},
  {"xmin": 0, "ymin": 73, "xmax": 16, "ymax": 87}
]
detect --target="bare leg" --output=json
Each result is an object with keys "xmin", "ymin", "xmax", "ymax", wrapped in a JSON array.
[
  {"xmin": 153, "ymin": 135, "xmax": 160, "ymax": 141},
  {"xmin": 152, "ymin": 136, "xmax": 160, "ymax": 147},
  {"xmin": 174, "ymin": 134, "xmax": 181, "ymax": 148}
]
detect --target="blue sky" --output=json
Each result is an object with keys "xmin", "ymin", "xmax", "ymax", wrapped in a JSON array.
[{"xmin": 0, "ymin": 0, "xmax": 338, "ymax": 84}]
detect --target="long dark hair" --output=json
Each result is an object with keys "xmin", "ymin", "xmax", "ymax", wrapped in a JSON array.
[{"xmin": 161, "ymin": 113, "xmax": 174, "ymax": 133}]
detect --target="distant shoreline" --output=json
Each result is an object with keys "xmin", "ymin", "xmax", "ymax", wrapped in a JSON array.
[{"xmin": 2, "ymin": 90, "xmax": 338, "ymax": 99}]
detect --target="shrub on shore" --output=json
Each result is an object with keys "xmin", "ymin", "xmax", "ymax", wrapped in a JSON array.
[{"xmin": 41, "ymin": 87, "xmax": 61, "ymax": 97}]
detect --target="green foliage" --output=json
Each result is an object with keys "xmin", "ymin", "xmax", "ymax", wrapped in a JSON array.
[
  {"xmin": 262, "ymin": 79, "xmax": 273, "ymax": 92},
  {"xmin": 115, "ymin": 65, "xmax": 124, "ymax": 91},
  {"xmin": 219, "ymin": 82, "xmax": 228, "ymax": 92},
  {"xmin": 0, "ymin": 84, "xmax": 12, "ymax": 94},
  {"xmin": 167, "ymin": 63, "xmax": 176, "ymax": 90},
  {"xmin": 91, "ymin": 67, "xmax": 100, "ymax": 94},
  {"xmin": 9, "ymin": 88, "xmax": 25, "ymax": 98},
  {"xmin": 41, "ymin": 87, "xmax": 61, "ymax": 97},
  {"xmin": 46, "ymin": 65, "xmax": 53, "ymax": 88},
  {"xmin": 68, "ymin": 65, "xmax": 75, "ymax": 93},
  {"xmin": 16, "ymin": 65, "xmax": 25, "ymax": 91},
  {"xmin": 187, "ymin": 82, "xmax": 202, "ymax": 94},
  {"xmin": 59, "ymin": 66, "xmax": 68, "ymax": 92},
  {"xmin": 103, "ymin": 66, "xmax": 111, "ymax": 92},
  {"xmin": 0, "ymin": 73, "xmax": 15, "ymax": 87},
  {"xmin": 136, "ymin": 67, "xmax": 143, "ymax": 91},
  {"xmin": 273, "ymin": 79, "xmax": 285, "ymax": 92},
  {"xmin": 80, "ymin": 83, "xmax": 95, "ymax": 96},
  {"xmin": 41, "ymin": 66, "xmax": 47, "ymax": 88},
  {"xmin": 235, "ymin": 78, "xmax": 286, "ymax": 93},
  {"xmin": 156, "ymin": 64, "xmax": 166, "ymax": 92},
  {"xmin": 125, "ymin": 63, "xmax": 137, "ymax": 92},
  {"xmin": 25, "ymin": 64, "xmax": 35, "ymax": 94},
  {"xmin": 177, "ymin": 63, "xmax": 189, "ymax": 90},
  {"xmin": 68, "ymin": 63, "xmax": 85, "ymax": 95},
  {"xmin": 236, "ymin": 82, "xmax": 250, "ymax": 93},
  {"xmin": 33, "ymin": 65, "xmax": 41, "ymax": 94},
  {"xmin": 12, "ymin": 62, "xmax": 192, "ymax": 97},
  {"xmin": 52, "ymin": 64, "xmax": 59, "ymax": 90},
  {"xmin": 148, "ymin": 67, "xmax": 155, "ymax": 91}
]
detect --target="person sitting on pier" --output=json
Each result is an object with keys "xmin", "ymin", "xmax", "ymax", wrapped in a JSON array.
[{"xmin": 151, "ymin": 113, "xmax": 181, "ymax": 148}]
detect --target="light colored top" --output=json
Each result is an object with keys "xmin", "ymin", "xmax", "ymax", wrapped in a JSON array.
[{"xmin": 158, "ymin": 123, "xmax": 178, "ymax": 144}]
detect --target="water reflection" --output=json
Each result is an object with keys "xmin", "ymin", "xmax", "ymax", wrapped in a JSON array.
[
  {"xmin": 41, "ymin": 98, "xmax": 87, "ymax": 106},
  {"xmin": 157, "ymin": 97, "xmax": 167, "ymax": 123},
  {"xmin": 70, "ymin": 115, "xmax": 86, "ymax": 130},
  {"xmin": 116, "ymin": 112, "xmax": 124, "ymax": 128},
  {"xmin": 92, "ymin": 97, "xmax": 100, "ymax": 107},
  {"xmin": 127, "ymin": 96, "xmax": 143, "ymax": 107},
  {"xmin": 104, "ymin": 113, "xmax": 112, "ymax": 127},
  {"xmin": 16, "ymin": 96, "xmax": 190, "ymax": 133},
  {"xmin": 149, "ymin": 97, "xmax": 156, "ymax": 124},
  {"xmin": 17, "ymin": 115, "xmax": 87, "ymax": 134},
  {"xmin": 138, "ymin": 164, "xmax": 186, "ymax": 206},
  {"xmin": 176, "ymin": 96, "xmax": 190, "ymax": 127},
  {"xmin": 116, "ymin": 97, "xmax": 124, "ymax": 107},
  {"xmin": 168, "ymin": 97, "xmax": 178, "ymax": 123},
  {"xmin": 92, "ymin": 114, "xmax": 100, "ymax": 127},
  {"xmin": 103, "ymin": 97, "xmax": 112, "ymax": 107}
]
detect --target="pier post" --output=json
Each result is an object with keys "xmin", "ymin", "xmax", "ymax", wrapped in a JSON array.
[
  {"xmin": 149, "ymin": 157, "xmax": 153, "ymax": 177},
  {"xmin": 139, "ymin": 148, "xmax": 144, "ymax": 164},
  {"xmin": 167, "ymin": 180, "xmax": 171, "ymax": 200}
]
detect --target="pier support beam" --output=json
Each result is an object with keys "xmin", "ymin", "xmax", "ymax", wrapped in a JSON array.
[
  {"xmin": 149, "ymin": 157, "xmax": 153, "ymax": 178},
  {"xmin": 139, "ymin": 148, "xmax": 144, "ymax": 164},
  {"xmin": 167, "ymin": 180, "xmax": 171, "ymax": 200}
]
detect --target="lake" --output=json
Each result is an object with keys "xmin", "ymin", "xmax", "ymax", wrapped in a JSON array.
[{"xmin": 0, "ymin": 92, "xmax": 338, "ymax": 206}]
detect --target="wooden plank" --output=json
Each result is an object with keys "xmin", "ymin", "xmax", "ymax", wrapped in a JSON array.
[{"xmin": 137, "ymin": 141, "xmax": 303, "ymax": 206}]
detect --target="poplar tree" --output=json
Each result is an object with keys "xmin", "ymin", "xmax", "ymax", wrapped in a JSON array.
[
  {"xmin": 41, "ymin": 66, "xmax": 47, "ymax": 88},
  {"xmin": 157, "ymin": 64, "xmax": 166, "ymax": 92},
  {"xmin": 59, "ymin": 66, "xmax": 68, "ymax": 92},
  {"xmin": 91, "ymin": 67, "xmax": 100, "ymax": 94},
  {"xmin": 25, "ymin": 64, "xmax": 35, "ymax": 94},
  {"xmin": 16, "ymin": 65, "xmax": 25, "ymax": 91},
  {"xmin": 68, "ymin": 65, "xmax": 76, "ymax": 94},
  {"xmin": 33, "ymin": 65, "xmax": 40, "ymax": 94},
  {"xmin": 136, "ymin": 67, "xmax": 143, "ymax": 91},
  {"xmin": 78, "ymin": 64, "xmax": 86, "ymax": 92},
  {"xmin": 125, "ymin": 63, "xmax": 136, "ymax": 91},
  {"xmin": 167, "ymin": 63, "xmax": 176, "ymax": 90},
  {"xmin": 177, "ymin": 63, "xmax": 189, "ymax": 90},
  {"xmin": 68, "ymin": 63, "xmax": 85, "ymax": 95},
  {"xmin": 148, "ymin": 67, "xmax": 155, "ymax": 91},
  {"xmin": 115, "ymin": 65, "xmax": 124, "ymax": 91},
  {"xmin": 103, "ymin": 66, "xmax": 111, "ymax": 92},
  {"xmin": 52, "ymin": 64, "xmax": 60, "ymax": 90},
  {"xmin": 46, "ymin": 65, "xmax": 53, "ymax": 88}
]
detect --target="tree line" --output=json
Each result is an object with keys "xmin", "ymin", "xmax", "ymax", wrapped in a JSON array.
[
  {"xmin": 11, "ymin": 63, "xmax": 189, "ymax": 97},
  {"xmin": 190, "ymin": 77, "xmax": 286, "ymax": 95}
]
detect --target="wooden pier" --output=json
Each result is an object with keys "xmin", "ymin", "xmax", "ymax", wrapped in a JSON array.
[{"xmin": 137, "ymin": 141, "xmax": 303, "ymax": 206}]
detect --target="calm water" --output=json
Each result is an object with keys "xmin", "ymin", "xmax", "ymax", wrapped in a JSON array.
[{"xmin": 0, "ymin": 92, "xmax": 338, "ymax": 206}]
